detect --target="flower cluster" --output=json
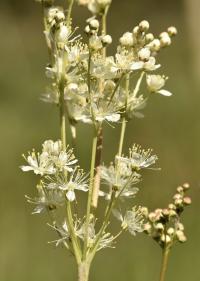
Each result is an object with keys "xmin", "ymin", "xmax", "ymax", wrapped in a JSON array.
[
  {"xmin": 143, "ymin": 183, "xmax": 191, "ymax": 249},
  {"xmin": 41, "ymin": 3, "xmax": 176, "ymax": 126},
  {"xmin": 21, "ymin": 140, "xmax": 88, "ymax": 206}
]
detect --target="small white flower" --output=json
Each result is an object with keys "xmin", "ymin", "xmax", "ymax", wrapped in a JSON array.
[
  {"xmin": 116, "ymin": 144, "xmax": 158, "ymax": 171},
  {"xmin": 113, "ymin": 207, "xmax": 144, "ymax": 235},
  {"xmin": 21, "ymin": 151, "xmax": 55, "ymax": 176},
  {"xmin": 146, "ymin": 74, "xmax": 172, "ymax": 96}
]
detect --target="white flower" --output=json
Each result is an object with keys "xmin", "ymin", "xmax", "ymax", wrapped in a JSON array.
[
  {"xmin": 146, "ymin": 74, "xmax": 172, "ymax": 96},
  {"xmin": 91, "ymin": 56, "xmax": 118, "ymax": 79},
  {"xmin": 116, "ymin": 144, "xmax": 158, "ymax": 171},
  {"xmin": 47, "ymin": 168, "xmax": 89, "ymax": 202},
  {"xmin": 21, "ymin": 151, "xmax": 55, "ymax": 176},
  {"xmin": 21, "ymin": 140, "xmax": 78, "ymax": 175},
  {"xmin": 113, "ymin": 207, "xmax": 144, "ymax": 235},
  {"xmin": 100, "ymin": 163, "xmax": 140, "ymax": 200},
  {"xmin": 26, "ymin": 185, "xmax": 64, "ymax": 214}
]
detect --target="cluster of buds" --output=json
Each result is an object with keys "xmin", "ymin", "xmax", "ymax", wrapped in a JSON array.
[
  {"xmin": 85, "ymin": 18, "xmax": 112, "ymax": 51},
  {"xmin": 77, "ymin": 0, "xmax": 112, "ymax": 15},
  {"xmin": 119, "ymin": 20, "xmax": 177, "ymax": 58},
  {"xmin": 142, "ymin": 183, "xmax": 191, "ymax": 249}
]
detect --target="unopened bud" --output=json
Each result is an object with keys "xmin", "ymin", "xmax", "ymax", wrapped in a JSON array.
[
  {"xmin": 120, "ymin": 32, "xmax": 134, "ymax": 47},
  {"xmin": 155, "ymin": 223, "xmax": 164, "ymax": 231},
  {"xmin": 183, "ymin": 182, "xmax": 190, "ymax": 190},
  {"xmin": 89, "ymin": 19, "xmax": 99, "ymax": 30},
  {"xmin": 149, "ymin": 39, "xmax": 161, "ymax": 52},
  {"xmin": 138, "ymin": 47, "xmax": 151, "ymax": 61},
  {"xmin": 177, "ymin": 186, "xmax": 184, "ymax": 193},
  {"xmin": 101, "ymin": 34, "xmax": 112, "ymax": 45},
  {"xmin": 146, "ymin": 33, "xmax": 154, "ymax": 42},
  {"xmin": 183, "ymin": 196, "xmax": 192, "ymax": 205},
  {"xmin": 176, "ymin": 230, "xmax": 187, "ymax": 242},
  {"xmin": 139, "ymin": 20, "xmax": 150, "ymax": 32},
  {"xmin": 167, "ymin": 26, "xmax": 177, "ymax": 36},
  {"xmin": 167, "ymin": 227, "xmax": 175, "ymax": 236},
  {"xmin": 159, "ymin": 32, "xmax": 171, "ymax": 47}
]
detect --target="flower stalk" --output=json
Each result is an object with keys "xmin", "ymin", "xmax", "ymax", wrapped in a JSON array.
[{"xmin": 159, "ymin": 246, "xmax": 170, "ymax": 281}]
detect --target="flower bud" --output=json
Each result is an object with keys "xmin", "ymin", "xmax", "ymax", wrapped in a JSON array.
[
  {"xmin": 145, "ymin": 33, "xmax": 154, "ymax": 42},
  {"xmin": 167, "ymin": 227, "xmax": 175, "ymax": 236},
  {"xmin": 174, "ymin": 198, "xmax": 183, "ymax": 206},
  {"xmin": 139, "ymin": 20, "xmax": 150, "ymax": 32},
  {"xmin": 161, "ymin": 234, "xmax": 171, "ymax": 244},
  {"xmin": 119, "ymin": 32, "xmax": 134, "ymax": 47},
  {"xmin": 84, "ymin": 25, "xmax": 91, "ymax": 34},
  {"xmin": 159, "ymin": 32, "xmax": 171, "ymax": 47},
  {"xmin": 133, "ymin": 26, "xmax": 139, "ymax": 36},
  {"xmin": 177, "ymin": 186, "xmax": 184, "ymax": 193},
  {"xmin": 149, "ymin": 39, "xmax": 161, "ymax": 52},
  {"xmin": 155, "ymin": 223, "xmax": 164, "ymax": 231},
  {"xmin": 101, "ymin": 34, "xmax": 112, "ymax": 45},
  {"xmin": 138, "ymin": 48, "xmax": 151, "ymax": 61},
  {"xmin": 176, "ymin": 230, "xmax": 187, "ymax": 242},
  {"xmin": 167, "ymin": 26, "xmax": 177, "ymax": 36},
  {"xmin": 183, "ymin": 182, "xmax": 190, "ymax": 190},
  {"xmin": 183, "ymin": 196, "xmax": 192, "ymax": 205},
  {"xmin": 89, "ymin": 19, "xmax": 100, "ymax": 30},
  {"xmin": 55, "ymin": 11, "xmax": 65, "ymax": 21}
]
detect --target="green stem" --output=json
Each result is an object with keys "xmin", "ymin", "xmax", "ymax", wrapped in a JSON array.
[
  {"xmin": 67, "ymin": 0, "xmax": 74, "ymax": 26},
  {"xmin": 118, "ymin": 117, "xmax": 127, "ymax": 157},
  {"xmin": 59, "ymin": 76, "xmax": 67, "ymax": 150},
  {"xmin": 78, "ymin": 261, "xmax": 91, "ymax": 281},
  {"xmin": 66, "ymin": 202, "xmax": 82, "ymax": 264},
  {"xmin": 159, "ymin": 246, "xmax": 170, "ymax": 281},
  {"xmin": 90, "ymin": 192, "xmax": 116, "ymax": 258},
  {"xmin": 83, "ymin": 132, "xmax": 98, "ymax": 259}
]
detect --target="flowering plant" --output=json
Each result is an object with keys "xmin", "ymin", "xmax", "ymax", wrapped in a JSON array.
[{"xmin": 21, "ymin": 1, "xmax": 191, "ymax": 280}]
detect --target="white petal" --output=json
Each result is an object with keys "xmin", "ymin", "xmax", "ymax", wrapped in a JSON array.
[
  {"xmin": 158, "ymin": 89, "xmax": 172, "ymax": 96},
  {"xmin": 20, "ymin": 165, "xmax": 34, "ymax": 172},
  {"xmin": 130, "ymin": 61, "xmax": 144, "ymax": 70},
  {"xmin": 66, "ymin": 190, "xmax": 75, "ymax": 201}
]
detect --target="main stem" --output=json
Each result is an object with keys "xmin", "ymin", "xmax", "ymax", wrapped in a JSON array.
[
  {"xmin": 91, "ymin": 9, "xmax": 108, "ymax": 208},
  {"xmin": 83, "ymin": 131, "xmax": 98, "ymax": 258},
  {"xmin": 78, "ymin": 261, "xmax": 91, "ymax": 281},
  {"xmin": 159, "ymin": 247, "xmax": 170, "ymax": 281}
]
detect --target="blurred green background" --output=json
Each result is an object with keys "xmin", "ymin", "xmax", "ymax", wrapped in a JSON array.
[{"xmin": 0, "ymin": 0, "xmax": 199, "ymax": 280}]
